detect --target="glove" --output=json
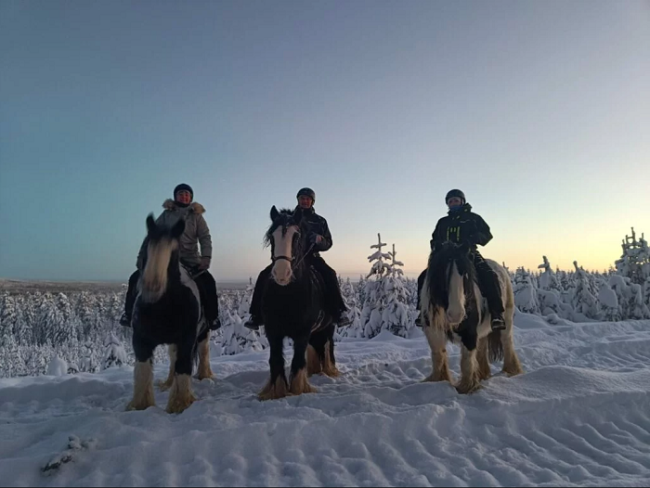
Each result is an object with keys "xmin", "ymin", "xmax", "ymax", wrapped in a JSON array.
[
  {"xmin": 310, "ymin": 234, "xmax": 323, "ymax": 245},
  {"xmin": 198, "ymin": 256, "xmax": 211, "ymax": 270}
]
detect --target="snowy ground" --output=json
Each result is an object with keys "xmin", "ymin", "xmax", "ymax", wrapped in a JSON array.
[{"xmin": 1, "ymin": 314, "xmax": 649, "ymax": 487}]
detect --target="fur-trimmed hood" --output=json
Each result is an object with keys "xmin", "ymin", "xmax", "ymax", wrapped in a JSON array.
[{"xmin": 162, "ymin": 199, "xmax": 205, "ymax": 215}]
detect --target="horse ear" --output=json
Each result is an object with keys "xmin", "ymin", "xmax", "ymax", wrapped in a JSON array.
[
  {"xmin": 270, "ymin": 206, "xmax": 280, "ymax": 221},
  {"xmin": 146, "ymin": 213, "xmax": 156, "ymax": 235},
  {"xmin": 171, "ymin": 218, "xmax": 185, "ymax": 238}
]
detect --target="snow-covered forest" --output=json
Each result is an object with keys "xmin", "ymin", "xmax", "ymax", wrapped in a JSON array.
[{"xmin": 1, "ymin": 228, "xmax": 648, "ymax": 378}]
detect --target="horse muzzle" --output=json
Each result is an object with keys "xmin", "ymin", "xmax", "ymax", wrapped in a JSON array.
[{"xmin": 271, "ymin": 260, "xmax": 293, "ymax": 286}]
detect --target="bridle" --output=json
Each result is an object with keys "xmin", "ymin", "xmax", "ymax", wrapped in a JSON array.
[{"xmin": 271, "ymin": 223, "xmax": 315, "ymax": 270}]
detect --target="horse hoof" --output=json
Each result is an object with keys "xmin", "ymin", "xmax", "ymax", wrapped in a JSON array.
[
  {"xmin": 455, "ymin": 381, "xmax": 482, "ymax": 395},
  {"xmin": 166, "ymin": 395, "xmax": 196, "ymax": 414},
  {"xmin": 156, "ymin": 380, "xmax": 174, "ymax": 392},
  {"xmin": 195, "ymin": 372, "xmax": 215, "ymax": 381},
  {"xmin": 126, "ymin": 400, "xmax": 155, "ymax": 411},
  {"xmin": 323, "ymin": 368, "xmax": 341, "ymax": 378},
  {"xmin": 258, "ymin": 377, "xmax": 290, "ymax": 401}
]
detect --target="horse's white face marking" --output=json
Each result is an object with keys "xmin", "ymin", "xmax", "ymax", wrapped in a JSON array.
[
  {"xmin": 271, "ymin": 225, "xmax": 299, "ymax": 286},
  {"xmin": 141, "ymin": 238, "xmax": 178, "ymax": 303},
  {"xmin": 446, "ymin": 261, "xmax": 466, "ymax": 326}
]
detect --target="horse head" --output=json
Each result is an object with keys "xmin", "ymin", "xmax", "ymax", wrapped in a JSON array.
[
  {"xmin": 428, "ymin": 240, "xmax": 476, "ymax": 328},
  {"xmin": 265, "ymin": 206, "xmax": 306, "ymax": 286},
  {"xmin": 140, "ymin": 214, "xmax": 185, "ymax": 303}
]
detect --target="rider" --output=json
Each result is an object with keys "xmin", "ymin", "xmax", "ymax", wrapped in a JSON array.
[
  {"xmin": 120, "ymin": 183, "xmax": 221, "ymax": 330},
  {"xmin": 244, "ymin": 187, "xmax": 350, "ymax": 330},
  {"xmin": 416, "ymin": 189, "xmax": 506, "ymax": 331}
]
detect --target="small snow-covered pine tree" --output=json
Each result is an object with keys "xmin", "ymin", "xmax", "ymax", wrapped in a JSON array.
[
  {"xmin": 102, "ymin": 333, "xmax": 128, "ymax": 370},
  {"xmin": 513, "ymin": 268, "xmax": 539, "ymax": 314}
]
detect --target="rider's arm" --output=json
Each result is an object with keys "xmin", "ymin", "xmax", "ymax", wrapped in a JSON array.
[
  {"xmin": 196, "ymin": 214, "xmax": 213, "ymax": 259},
  {"xmin": 471, "ymin": 214, "xmax": 493, "ymax": 247},
  {"xmin": 315, "ymin": 219, "xmax": 333, "ymax": 252}
]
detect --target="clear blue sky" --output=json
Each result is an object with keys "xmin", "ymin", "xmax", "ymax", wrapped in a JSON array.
[{"xmin": 1, "ymin": 0, "xmax": 648, "ymax": 282}]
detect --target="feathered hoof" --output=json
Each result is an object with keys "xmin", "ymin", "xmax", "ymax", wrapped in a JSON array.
[
  {"xmin": 422, "ymin": 371, "xmax": 453, "ymax": 384},
  {"xmin": 194, "ymin": 369, "xmax": 215, "ymax": 381},
  {"xmin": 166, "ymin": 394, "xmax": 196, "ymax": 414},
  {"xmin": 290, "ymin": 369, "xmax": 318, "ymax": 395},
  {"xmin": 322, "ymin": 367, "xmax": 341, "ymax": 378},
  {"xmin": 165, "ymin": 375, "xmax": 196, "ymax": 414},
  {"xmin": 126, "ymin": 397, "xmax": 155, "ymax": 411},
  {"xmin": 455, "ymin": 378, "xmax": 483, "ymax": 395},
  {"xmin": 502, "ymin": 366, "xmax": 524, "ymax": 377},
  {"xmin": 156, "ymin": 378, "xmax": 174, "ymax": 392},
  {"xmin": 258, "ymin": 376, "xmax": 290, "ymax": 401}
]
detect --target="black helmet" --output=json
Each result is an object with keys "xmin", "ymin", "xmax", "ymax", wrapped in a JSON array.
[
  {"xmin": 296, "ymin": 187, "xmax": 316, "ymax": 203},
  {"xmin": 445, "ymin": 189, "xmax": 465, "ymax": 204},
  {"xmin": 174, "ymin": 183, "xmax": 194, "ymax": 200}
]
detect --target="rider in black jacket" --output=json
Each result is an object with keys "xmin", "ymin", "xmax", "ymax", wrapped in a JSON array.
[
  {"xmin": 244, "ymin": 188, "xmax": 349, "ymax": 330},
  {"xmin": 416, "ymin": 189, "xmax": 506, "ymax": 331}
]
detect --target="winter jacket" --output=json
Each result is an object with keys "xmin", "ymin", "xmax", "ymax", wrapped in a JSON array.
[
  {"xmin": 137, "ymin": 199, "xmax": 212, "ymax": 269},
  {"xmin": 430, "ymin": 203, "xmax": 492, "ymax": 251},
  {"xmin": 294, "ymin": 206, "xmax": 333, "ymax": 255}
]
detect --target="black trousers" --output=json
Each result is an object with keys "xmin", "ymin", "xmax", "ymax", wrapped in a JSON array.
[
  {"xmin": 416, "ymin": 250, "xmax": 504, "ymax": 315},
  {"xmin": 249, "ymin": 257, "xmax": 347, "ymax": 321},
  {"xmin": 124, "ymin": 268, "xmax": 220, "ymax": 328}
]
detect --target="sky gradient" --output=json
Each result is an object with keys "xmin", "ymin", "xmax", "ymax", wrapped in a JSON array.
[{"xmin": 1, "ymin": 0, "xmax": 649, "ymax": 282}]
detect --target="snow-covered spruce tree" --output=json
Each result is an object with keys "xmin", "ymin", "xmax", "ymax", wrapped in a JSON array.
[
  {"xmin": 538, "ymin": 256, "xmax": 561, "ymax": 293},
  {"xmin": 380, "ymin": 244, "xmax": 413, "ymax": 338},
  {"xmin": 361, "ymin": 234, "xmax": 392, "ymax": 338},
  {"xmin": 217, "ymin": 281, "xmax": 267, "ymax": 355},
  {"xmin": 615, "ymin": 228, "xmax": 650, "ymax": 287},
  {"xmin": 598, "ymin": 280, "xmax": 620, "ymax": 321},
  {"xmin": 338, "ymin": 277, "xmax": 363, "ymax": 339},
  {"xmin": 571, "ymin": 261, "xmax": 599, "ymax": 320},
  {"xmin": 513, "ymin": 268, "xmax": 539, "ymax": 314},
  {"xmin": 102, "ymin": 333, "xmax": 128, "ymax": 370}
]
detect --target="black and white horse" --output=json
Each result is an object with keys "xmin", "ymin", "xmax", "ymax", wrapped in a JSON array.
[
  {"xmin": 127, "ymin": 214, "xmax": 214, "ymax": 414},
  {"xmin": 421, "ymin": 242, "xmax": 523, "ymax": 394},
  {"xmin": 258, "ymin": 206, "xmax": 338, "ymax": 400}
]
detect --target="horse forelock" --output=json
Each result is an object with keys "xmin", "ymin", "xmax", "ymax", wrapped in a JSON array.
[
  {"xmin": 141, "ymin": 237, "xmax": 178, "ymax": 303},
  {"xmin": 264, "ymin": 208, "xmax": 294, "ymax": 247}
]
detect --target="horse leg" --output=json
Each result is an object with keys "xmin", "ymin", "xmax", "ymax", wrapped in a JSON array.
[
  {"xmin": 157, "ymin": 345, "xmax": 176, "ymax": 391},
  {"xmin": 290, "ymin": 335, "xmax": 317, "ymax": 395},
  {"xmin": 501, "ymin": 311, "xmax": 524, "ymax": 376},
  {"xmin": 423, "ymin": 326, "xmax": 453, "ymax": 383},
  {"xmin": 166, "ymin": 339, "xmax": 196, "ymax": 414},
  {"xmin": 456, "ymin": 344, "xmax": 482, "ymax": 394},
  {"xmin": 322, "ymin": 326, "xmax": 340, "ymax": 377},
  {"xmin": 196, "ymin": 330, "xmax": 215, "ymax": 381},
  {"xmin": 476, "ymin": 337, "xmax": 492, "ymax": 381},
  {"xmin": 307, "ymin": 343, "xmax": 323, "ymax": 377},
  {"xmin": 259, "ymin": 334, "xmax": 289, "ymax": 400},
  {"xmin": 127, "ymin": 336, "xmax": 156, "ymax": 411}
]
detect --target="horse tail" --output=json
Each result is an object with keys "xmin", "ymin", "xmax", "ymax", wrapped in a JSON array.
[{"xmin": 488, "ymin": 329, "xmax": 504, "ymax": 363}]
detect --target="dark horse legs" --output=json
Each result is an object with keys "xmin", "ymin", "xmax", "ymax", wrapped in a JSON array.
[
  {"xmin": 289, "ymin": 334, "xmax": 316, "ymax": 394},
  {"xmin": 259, "ymin": 331, "xmax": 316, "ymax": 400},
  {"xmin": 259, "ymin": 333, "xmax": 289, "ymax": 400}
]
